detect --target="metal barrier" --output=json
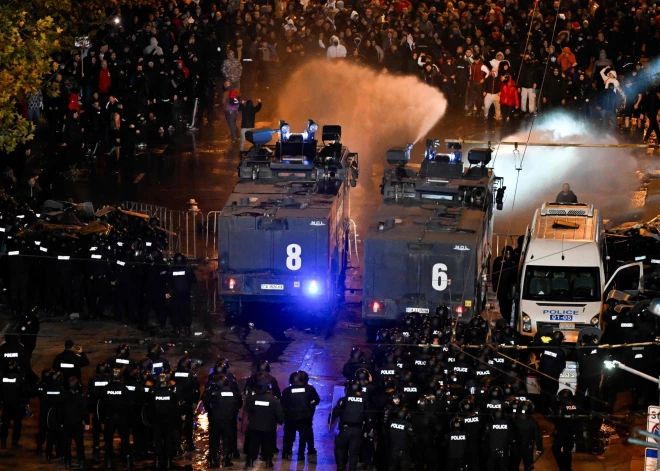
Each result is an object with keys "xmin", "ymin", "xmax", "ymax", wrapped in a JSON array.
[
  {"xmin": 348, "ymin": 219, "xmax": 360, "ymax": 267},
  {"xmin": 205, "ymin": 210, "xmax": 223, "ymax": 260},
  {"xmin": 493, "ymin": 232, "xmax": 523, "ymax": 260},
  {"xmin": 123, "ymin": 201, "xmax": 204, "ymax": 259}
]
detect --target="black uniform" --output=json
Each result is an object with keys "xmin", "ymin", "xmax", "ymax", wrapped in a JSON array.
[
  {"xmin": 142, "ymin": 260, "xmax": 169, "ymax": 328},
  {"xmin": 58, "ymin": 389, "xmax": 89, "ymax": 463},
  {"xmin": 86, "ymin": 374, "xmax": 109, "ymax": 453},
  {"xmin": 52, "ymin": 348, "xmax": 90, "ymax": 383},
  {"xmin": 0, "ymin": 337, "xmax": 30, "ymax": 377},
  {"xmin": 483, "ymin": 417, "xmax": 514, "ymax": 471},
  {"xmin": 512, "ymin": 413, "xmax": 543, "ymax": 471},
  {"xmin": 202, "ymin": 385, "xmax": 242, "ymax": 462},
  {"xmin": 99, "ymin": 382, "xmax": 132, "ymax": 461},
  {"xmin": 410, "ymin": 409, "xmax": 439, "ymax": 470},
  {"xmin": 0, "ymin": 372, "xmax": 29, "ymax": 445},
  {"xmin": 552, "ymin": 401, "xmax": 578, "ymax": 471},
  {"xmin": 331, "ymin": 392, "xmax": 371, "ymax": 471},
  {"xmin": 173, "ymin": 368, "xmax": 200, "ymax": 450},
  {"xmin": 16, "ymin": 312, "xmax": 39, "ymax": 359},
  {"xmin": 538, "ymin": 346, "xmax": 566, "ymax": 413},
  {"xmin": 576, "ymin": 345, "xmax": 603, "ymax": 411},
  {"xmin": 244, "ymin": 391, "xmax": 285, "ymax": 463},
  {"xmin": 245, "ymin": 372, "xmax": 281, "ymax": 399},
  {"xmin": 442, "ymin": 428, "xmax": 470, "ymax": 470},
  {"xmin": 342, "ymin": 359, "xmax": 367, "ymax": 381},
  {"xmin": 388, "ymin": 418, "xmax": 415, "ymax": 471},
  {"xmin": 37, "ymin": 380, "xmax": 64, "ymax": 456},
  {"xmin": 281, "ymin": 383, "xmax": 320, "ymax": 456},
  {"xmin": 169, "ymin": 264, "xmax": 196, "ymax": 331},
  {"xmin": 148, "ymin": 385, "xmax": 180, "ymax": 461}
]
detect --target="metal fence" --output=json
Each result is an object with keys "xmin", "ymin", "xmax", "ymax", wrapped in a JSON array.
[{"xmin": 123, "ymin": 201, "xmax": 204, "ymax": 260}]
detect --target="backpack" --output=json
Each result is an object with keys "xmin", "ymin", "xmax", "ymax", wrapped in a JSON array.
[{"xmin": 228, "ymin": 88, "xmax": 240, "ymax": 105}]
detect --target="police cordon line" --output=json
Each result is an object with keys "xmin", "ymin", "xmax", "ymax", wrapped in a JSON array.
[{"xmin": 0, "ymin": 338, "xmax": 322, "ymax": 469}]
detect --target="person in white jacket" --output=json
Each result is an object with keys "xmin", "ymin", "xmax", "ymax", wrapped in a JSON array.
[{"xmin": 327, "ymin": 36, "xmax": 347, "ymax": 59}]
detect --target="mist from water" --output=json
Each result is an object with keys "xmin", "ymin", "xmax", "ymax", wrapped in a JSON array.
[
  {"xmin": 277, "ymin": 60, "xmax": 448, "ymax": 185},
  {"xmin": 491, "ymin": 111, "xmax": 643, "ymax": 235}
]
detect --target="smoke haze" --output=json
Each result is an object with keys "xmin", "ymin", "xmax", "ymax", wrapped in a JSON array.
[
  {"xmin": 491, "ymin": 112, "xmax": 642, "ymax": 235},
  {"xmin": 277, "ymin": 60, "xmax": 448, "ymax": 185}
]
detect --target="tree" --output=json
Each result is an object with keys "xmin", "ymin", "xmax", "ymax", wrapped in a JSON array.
[{"xmin": 0, "ymin": 6, "xmax": 60, "ymax": 153}]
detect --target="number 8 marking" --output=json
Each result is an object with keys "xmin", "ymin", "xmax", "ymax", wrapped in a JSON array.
[
  {"xmin": 286, "ymin": 244, "xmax": 302, "ymax": 271},
  {"xmin": 432, "ymin": 263, "xmax": 448, "ymax": 291}
]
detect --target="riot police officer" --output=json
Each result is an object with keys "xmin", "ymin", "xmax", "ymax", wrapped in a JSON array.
[
  {"xmin": 512, "ymin": 400, "xmax": 543, "ymax": 471},
  {"xmin": 442, "ymin": 417, "xmax": 470, "ymax": 470},
  {"xmin": 202, "ymin": 375, "xmax": 242, "ymax": 468},
  {"xmin": 149, "ymin": 373, "xmax": 180, "ymax": 469},
  {"xmin": 0, "ymin": 360, "xmax": 29, "ymax": 449},
  {"xmin": 16, "ymin": 307, "xmax": 40, "ymax": 359},
  {"xmin": 173, "ymin": 356, "xmax": 200, "ymax": 452},
  {"xmin": 281, "ymin": 371, "xmax": 320, "ymax": 460},
  {"xmin": 142, "ymin": 248, "xmax": 169, "ymax": 330},
  {"xmin": 330, "ymin": 380, "xmax": 372, "ymax": 471},
  {"xmin": 388, "ymin": 406, "xmax": 415, "ymax": 471},
  {"xmin": 125, "ymin": 364, "xmax": 149, "ymax": 459},
  {"xmin": 244, "ymin": 374, "xmax": 285, "ymax": 468},
  {"xmin": 244, "ymin": 360, "xmax": 281, "ymax": 399},
  {"xmin": 169, "ymin": 253, "xmax": 196, "ymax": 336},
  {"xmin": 35, "ymin": 368, "xmax": 54, "ymax": 455},
  {"xmin": 576, "ymin": 334, "xmax": 603, "ymax": 411},
  {"xmin": 59, "ymin": 377, "xmax": 89, "ymax": 469},
  {"xmin": 107, "ymin": 344, "xmax": 136, "ymax": 373},
  {"xmin": 538, "ymin": 331, "xmax": 567, "ymax": 414},
  {"xmin": 482, "ymin": 400, "xmax": 514, "ymax": 471},
  {"xmin": 0, "ymin": 333, "xmax": 29, "ymax": 376},
  {"xmin": 342, "ymin": 347, "xmax": 368, "ymax": 380},
  {"xmin": 552, "ymin": 389, "xmax": 578, "ymax": 471},
  {"xmin": 460, "ymin": 397, "xmax": 483, "ymax": 471},
  {"xmin": 146, "ymin": 343, "xmax": 171, "ymax": 375},
  {"xmin": 52, "ymin": 339, "xmax": 90, "ymax": 384},
  {"xmin": 410, "ymin": 396, "xmax": 439, "ymax": 471},
  {"xmin": 99, "ymin": 368, "xmax": 132, "ymax": 468},
  {"xmin": 86, "ymin": 361, "xmax": 110, "ymax": 460},
  {"xmin": 40, "ymin": 370, "xmax": 65, "ymax": 460},
  {"xmin": 491, "ymin": 246, "xmax": 516, "ymax": 324}
]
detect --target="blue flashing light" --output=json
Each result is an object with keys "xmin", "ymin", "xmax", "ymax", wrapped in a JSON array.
[{"xmin": 307, "ymin": 279, "xmax": 320, "ymax": 295}]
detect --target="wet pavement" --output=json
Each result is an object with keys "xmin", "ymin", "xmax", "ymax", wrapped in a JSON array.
[{"xmin": 3, "ymin": 95, "xmax": 659, "ymax": 470}]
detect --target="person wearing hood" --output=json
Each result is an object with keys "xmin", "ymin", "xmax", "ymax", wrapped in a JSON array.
[
  {"xmin": 592, "ymin": 50, "xmax": 613, "ymax": 88},
  {"xmin": 570, "ymin": 70, "xmax": 593, "ymax": 118},
  {"xmin": 499, "ymin": 73, "xmax": 520, "ymax": 121},
  {"xmin": 221, "ymin": 50, "xmax": 242, "ymax": 90},
  {"xmin": 490, "ymin": 51, "xmax": 504, "ymax": 72},
  {"xmin": 599, "ymin": 66, "xmax": 619, "ymax": 90},
  {"xmin": 542, "ymin": 68, "xmax": 568, "ymax": 110},
  {"xmin": 238, "ymin": 98, "xmax": 262, "ymax": 151},
  {"xmin": 518, "ymin": 55, "xmax": 539, "ymax": 116},
  {"xmin": 558, "ymin": 47, "xmax": 577, "ymax": 72},
  {"xmin": 143, "ymin": 37, "xmax": 164, "ymax": 56}
]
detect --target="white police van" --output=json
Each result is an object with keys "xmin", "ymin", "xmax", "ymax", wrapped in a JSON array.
[{"xmin": 517, "ymin": 203, "xmax": 642, "ymax": 343}]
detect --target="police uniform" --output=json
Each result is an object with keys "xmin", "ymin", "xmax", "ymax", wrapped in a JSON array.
[
  {"xmin": 512, "ymin": 404, "xmax": 543, "ymax": 471},
  {"xmin": 39, "ymin": 374, "xmax": 65, "ymax": 458},
  {"xmin": 552, "ymin": 397, "xmax": 578, "ymax": 471},
  {"xmin": 99, "ymin": 379, "xmax": 132, "ymax": 466},
  {"xmin": 142, "ymin": 257, "xmax": 169, "ymax": 329},
  {"xmin": 169, "ymin": 260, "xmax": 196, "ymax": 334},
  {"xmin": 244, "ymin": 389, "xmax": 285, "ymax": 467},
  {"xmin": 58, "ymin": 385, "xmax": 89, "ymax": 466},
  {"xmin": 0, "ymin": 367, "xmax": 29, "ymax": 447},
  {"xmin": 483, "ymin": 415, "xmax": 513, "ymax": 471},
  {"xmin": 330, "ymin": 390, "xmax": 371, "ymax": 471},
  {"xmin": 442, "ymin": 423, "xmax": 470, "ymax": 470},
  {"xmin": 281, "ymin": 381, "xmax": 320, "ymax": 458},
  {"xmin": 202, "ymin": 380, "xmax": 242, "ymax": 467},
  {"xmin": 538, "ymin": 344, "xmax": 566, "ymax": 413},
  {"xmin": 0, "ymin": 335, "xmax": 29, "ymax": 377},
  {"xmin": 387, "ymin": 412, "xmax": 415, "ymax": 471},
  {"xmin": 16, "ymin": 311, "xmax": 39, "ymax": 359},
  {"xmin": 53, "ymin": 346, "xmax": 90, "ymax": 383},
  {"xmin": 148, "ymin": 382, "xmax": 179, "ymax": 467},
  {"xmin": 86, "ymin": 369, "xmax": 109, "ymax": 457},
  {"xmin": 172, "ymin": 364, "xmax": 200, "ymax": 451}
]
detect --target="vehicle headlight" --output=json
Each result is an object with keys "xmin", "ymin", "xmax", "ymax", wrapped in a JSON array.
[
  {"xmin": 522, "ymin": 314, "xmax": 531, "ymax": 323},
  {"xmin": 590, "ymin": 315, "xmax": 600, "ymax": 326}
]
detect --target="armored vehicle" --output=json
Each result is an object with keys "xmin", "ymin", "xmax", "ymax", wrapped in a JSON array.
[
  {"xmin": 362, "ymin": 140, "xmax": 504, "ymax": 324},
  {"xmin": 217, "ymin": 121, "xmax": 358, "ymax": 318}
]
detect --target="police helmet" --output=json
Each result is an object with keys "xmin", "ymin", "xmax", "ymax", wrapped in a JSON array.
[
  {"xmin": 213, "ymin": 363, "xmax": 229, "ymax": 376},
  {"xmin": 178, "ymin": 357, "xmax": 192, "ymax": 371},
  {"xmin": 520, "ymin": 400, "xmax": 534, "ymax": 415},
  {"xmin": 448, "ymin": 372, "xmax": 460, "ymax": 383},
  {"xmin": 395, "ymin": 406, "xmax": 409, "ymax": 421},
  {"xmin": 376, "ymin": 328, "xmax": 390, "ymax": 343},
  {"xmin": 116, "ymin": 344, "xmax": 131, "ymax": 358},
  {"xmin": 492, "ymin": 404, "xmax": 504, "ymax": 419},
  {"xmin": 217, "ymin": 375, "xmax": 231, "ymax": 390},
  {"xmin": 450, "ymin": 416, "xmax": 465, "ymax": 430},
  {"xmin": 557, "ymin": 388, "xmax": 574, "ymax": 402},
  {"xmin": 156, "ymin": 373, "xmax": 169, "ymax": 388},
  {"xmin": 417, "ymin": 396, "xmax": 430, "ymax": 412},
  {"xmin": 345, "ymin": 380, "xmax": 362, "ymax": 396},
  {"xmin": 390, "ymin": 389, "xmax": 403, "ymax": 404},
  {"xmin": 68, "ymin": 377, "xmax": 82, "ymax": 393},
  {"xmin": 255, "ymin": 372, "xmax": 272, "ymax": 392},
  {"xmin": 140, "ymin": 370, "xmax": 153, "ymax": 385},
  {"xmin": 96, "ymin": 361, "xmax": 110, "ymax": 375},
  {"xmin": 401, "ymin": 370, "xmax": 414, "ymax": 384},
  {"xmin": 289, "ymin": 371, "xmax": 302, "ymax": 386},
  {"xmin": 350, "ymin": 347, "xmax": 365, "ymax": 362},
  {"xmin": 216, "ymin": 358, "xmax": 231, "ymax": 369},
  {"xmin": 418, "ymin": 336, "xmax": 431, "ymax": 354},
  {"xmin": 552, "ymin": 330, "xmax": 565, "ymax": 345},
  {"xmin": 489, "ymin": 386, "xmax": 503, "ymax": 401},
  {"xmin": 173, "ymin": 253, "xmax": 186, "ymax": 265},
  {"xmin": 502, "ymin": 383, "xmax": 514, "ymax": 397},
  {"xmin": 436, "ymin": 305, "xmax": 450, "ymax": 317},
  {"xmin": 403, "ymin": 315, "xmax": 415, "ymax": 328},
  {"xmin": 111, "ymin": 368, "xmax": 123, "ymax": 382},
  {"xmin": 6, "ymin": 361, "xmax": 18, "ymax": 374},
  {"xmin": 382, "ymin": 377, "xmax": 396, "ymax": 390},
  {"xmin": 355, "ymin": 368, "xmax": 371, "ymax": 384},
  {"xmin": 41, "ymin": 368, "xmax": 54, "ymax": 384},
  {"xmin": 460, "ymin": 398, "xmax": 474, "ymax": 413},
  {"xmin": 148, "ymin": 344, "xmax": 163, "ymax": 359},
  {"xmin": 51, "ymin": 370, "xmax": 63, "ymax": 385},
  {"xmin": 298, "ymin": 370, "xmax": 309, "ymax": 385},
  {"xmin": 469, "ymin": 316, "xmax": 483, "ymax": 328},
  {"xmin": 126, "ymin": 364, "xmax": 140, "ymax": 379},
  {"xmin": 384, "ymin": 351, "xmax": 397, "ymax": 365},
  {"xmin": 258, "ymin": 360, "xmax": 271, "ymax": 373},
  {"xmin": 434, "ymin": 385, "xmax": 450, "ymax": 400},
  {"xmin": 139, "ymin": 358, "xmax": 154, "ymax": 372}
]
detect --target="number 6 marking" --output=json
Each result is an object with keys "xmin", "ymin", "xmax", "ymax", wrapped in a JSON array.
[
  {"xmin": 432, "ymin": 263, "xmax": 448, "ymax": 291},
  {"xmin": 286, "ymin": 244, "xmax": 302, "ymax": 271}
]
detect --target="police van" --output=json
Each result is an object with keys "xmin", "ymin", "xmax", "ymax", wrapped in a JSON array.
[{"xmin": 516, "ymin": 202, "xmax": 643, "ymax": 342}]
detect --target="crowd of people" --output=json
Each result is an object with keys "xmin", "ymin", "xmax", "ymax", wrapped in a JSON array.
[
  {"xmin": 5, "ymin": 0, "xmax": 660, "ymax": 186},
  {"xmin": 2, "ymin": 300, "xmax": 657, "ymax": 471}
]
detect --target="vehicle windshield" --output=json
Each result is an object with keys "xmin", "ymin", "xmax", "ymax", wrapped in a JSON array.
[{"xmin": 522, "ymin": 266, "xmax": 601, "ymax": 302}]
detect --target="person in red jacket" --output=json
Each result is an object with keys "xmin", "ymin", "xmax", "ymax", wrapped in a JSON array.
[
  {"xmin": 98, "ymin": 60, "xmax": 112, "ymax": 98},
  {"xmin": 499, "ymin": 74, "xmax": 519, "ymax": 120}
]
